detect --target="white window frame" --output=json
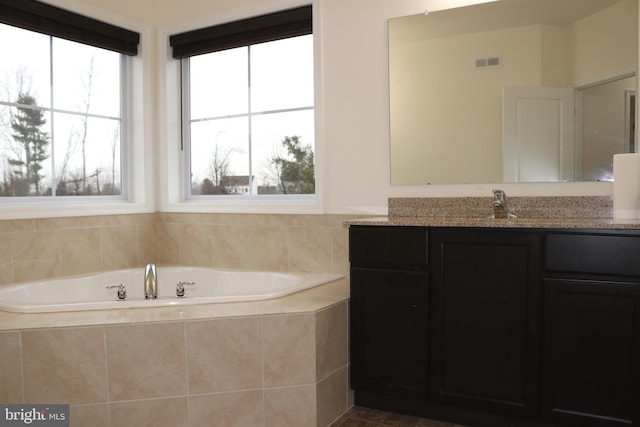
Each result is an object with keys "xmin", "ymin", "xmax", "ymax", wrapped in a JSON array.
[
  {"xmin": 0, "ymin": 0, "xmax": 153, "ymax": 220},
  {"xmin": 159, "ymin": 0, "xmax": 324, "ymax": 215}
]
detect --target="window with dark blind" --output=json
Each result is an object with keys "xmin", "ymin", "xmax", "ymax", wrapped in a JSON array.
[
  {"xmin": 170, "ymin": 5, "xmax": 316, "ymax": 198},
  {"xmin": 0, "ymin": 0, "xmax": 139, "ymax": 198}
]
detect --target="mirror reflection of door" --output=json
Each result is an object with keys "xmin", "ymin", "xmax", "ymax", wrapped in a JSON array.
[
  {"xmin": 503, "ymin": 75, "xmax": 636, "ymax": 183},
  {"xmin": 502, "ymin": 86, "xmax": 575, "ymax": 182},
  {"xmin": 577, "ymin": 75, "xmax": 636, "ymax": 181}
]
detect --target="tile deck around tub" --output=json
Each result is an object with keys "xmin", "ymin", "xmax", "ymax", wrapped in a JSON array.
[{"xmin": 0, "ymin": 277, "xmax": 348, "ymax": 331}]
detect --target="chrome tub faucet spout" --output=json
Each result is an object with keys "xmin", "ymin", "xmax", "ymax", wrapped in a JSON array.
[{"xmin": 144, "ymin": 263, "xmax": 157, "ymax": 300}]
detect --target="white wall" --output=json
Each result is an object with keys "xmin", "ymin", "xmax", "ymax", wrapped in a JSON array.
[{"xmin": 47, "ymin": 0, "xmax": 633, "ymax": 215}]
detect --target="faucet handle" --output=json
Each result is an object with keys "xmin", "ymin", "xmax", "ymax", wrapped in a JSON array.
[
  {"xmin": 106, "ymin": 283, "xmax": 127, "ymax": 300},
  {"xmin": 492, "ymin": 189, "xmax": 507, "ymax": 203},
  {"xmin": 176, "ymin": 281, "xmax": 196, "ymax": 298}
]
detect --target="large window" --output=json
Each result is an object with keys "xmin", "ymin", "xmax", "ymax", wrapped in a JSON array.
[
  {"xmin": 171, "ymin": 6, "xmax": 315, "ymax": 198},
  {"xmin": 0, "ymin": 0, "xmax": 139, "ymax": 199}
]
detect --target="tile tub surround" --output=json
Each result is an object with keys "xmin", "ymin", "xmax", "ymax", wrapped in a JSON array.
[
  {"xmin": 0, "ymin": 279, "xmax": 350, "ymax": 427},
  {"xmin": 0, "ymin": 212, "xmax": 362, "ymax": 287}
]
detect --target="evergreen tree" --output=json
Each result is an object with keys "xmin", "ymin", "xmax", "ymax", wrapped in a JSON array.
[
  {"xmin": 10, "ymin": 93, "xmax": 49, "ymax": 195},
  {"xmin": 271, "ymin": 136, "xmax": 315, "ymax": 194}
]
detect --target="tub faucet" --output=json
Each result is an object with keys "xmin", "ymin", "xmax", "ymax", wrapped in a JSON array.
[
  {"xmin": 144, "ymin": 263, "xmax": 157, "ymax": 300},
  {"xmin": 492, "ymin": 189, "xmax": 510, "ymax": 219}
]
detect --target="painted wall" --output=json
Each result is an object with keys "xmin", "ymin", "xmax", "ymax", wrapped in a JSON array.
[
  {"xmin": 43, "ymin": 0, "xmax": 639, "ymax": 215},
  {"xmin": 572, "ymin": 0, "xmax": 638, "ymax": 85},
  {"xmin": 390, "ymin": 24, "xmax": 543, "ymax": 185}
]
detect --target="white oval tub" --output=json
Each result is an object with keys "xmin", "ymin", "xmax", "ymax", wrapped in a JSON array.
[{"xmin": 0, "ymin": 267, "xmax": 344, "ymax": 313}]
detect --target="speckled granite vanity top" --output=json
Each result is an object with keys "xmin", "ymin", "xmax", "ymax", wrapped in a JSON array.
[{"xmin": 346, "ymin": 196, "xmax": 640, "ymax": 229}]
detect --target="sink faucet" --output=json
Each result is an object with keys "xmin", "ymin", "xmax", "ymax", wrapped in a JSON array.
[
  {"xmin": 144, "ymin": 263, "xmax": 157, "ymax": 299},
  {"xmin": 492, "ymin": 189, "xmax": 510, "ymax": 219}
]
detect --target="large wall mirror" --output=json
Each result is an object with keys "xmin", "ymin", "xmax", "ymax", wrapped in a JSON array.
[{"xmin": 389, "ymin": 0, "xmax": 638, "ymax": 185}]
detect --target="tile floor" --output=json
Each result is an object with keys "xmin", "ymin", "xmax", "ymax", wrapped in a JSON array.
[{"xmin": 330, "ymin": 406, "xmax": 469, "ymax": 427}]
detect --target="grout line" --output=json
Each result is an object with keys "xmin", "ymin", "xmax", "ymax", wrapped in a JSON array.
[
  {"xmin": 102, "ymin": 327, "xmax": 112, "ymax": 427},
  {"xmin": 18, "ymin": 331, "xmax": 25, "ymax": 404},
  {"xmin": 260, "ymin": 315, "xmax": 266, "ymax": 427},
  {"xmin": 183, "ymin": 321, "xmax": 192, "ymax": 426}
]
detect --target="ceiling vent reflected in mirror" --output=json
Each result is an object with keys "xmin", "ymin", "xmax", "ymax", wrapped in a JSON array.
[{"xmin": 475, "ymin": 55, "xmax": 501, "ymax": 69}]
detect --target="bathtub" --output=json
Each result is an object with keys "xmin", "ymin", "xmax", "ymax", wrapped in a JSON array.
[{"xmin": 0, "ymin": 266, "xmax": 344, "ymax": 313}]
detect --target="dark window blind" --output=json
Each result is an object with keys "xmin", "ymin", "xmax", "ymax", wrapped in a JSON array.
[
  {"xmin": 169, "ymin": 5, "xmax": 311, "ymax": 59},
  {"xmin": 0, "ymin": 0, "xmax": 140, "ymax": 55}
]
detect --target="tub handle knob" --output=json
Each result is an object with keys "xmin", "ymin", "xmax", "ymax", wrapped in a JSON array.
[
  {"xmin": 106, "ymin": 284, "xmax": 127, "ymax": 301},
  {"xmin": 176, "ymin": 281, "xmax": 196, "ymax": 298}
]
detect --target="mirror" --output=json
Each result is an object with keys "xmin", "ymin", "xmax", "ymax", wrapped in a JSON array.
[{"xmin": 389, "ymin": 0, "xmax": 638, "ymax": 185}]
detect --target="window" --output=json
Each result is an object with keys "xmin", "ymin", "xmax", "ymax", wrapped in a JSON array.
[
  {"xmin": 0, "ymin": 0, "xmax": 139, "ymax": 198},
  {"xmin": 170, "ymin": 6, "xmax": 315, "ymax": 199}
]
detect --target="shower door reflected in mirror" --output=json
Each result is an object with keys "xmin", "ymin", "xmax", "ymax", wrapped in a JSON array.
[{"xmin": 577, "ymin": 76, "xmax": 637, "ymax": 182}]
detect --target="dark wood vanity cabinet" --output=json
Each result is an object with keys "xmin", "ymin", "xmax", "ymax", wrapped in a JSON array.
[
  {"xmin": 542, "ymin": 232, "xmax": 640, "ymax": 427},
  {"xmin": 349, "ymin": 226, "xmax": 640, "ymax": 427},
  {"xmin": 429, "ymin": 229, "xmax": 542, "ymax": 417},
  {"xmin": 349, "ymin": 226, "xmax": 429, "ymax": 401}
]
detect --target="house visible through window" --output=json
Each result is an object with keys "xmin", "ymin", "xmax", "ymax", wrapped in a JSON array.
[
  {"xmin": 170, "ymin": 5, "xmax": 315, "ymax": 197},
  {"xmin": 0, "ymin": 0, "xmax": 139, "ymax": 198}
]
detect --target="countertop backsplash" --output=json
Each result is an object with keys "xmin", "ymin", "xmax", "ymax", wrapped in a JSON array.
[{"xmin": 388, "ymin": 196, "xmax": 613, "ymax": 219}]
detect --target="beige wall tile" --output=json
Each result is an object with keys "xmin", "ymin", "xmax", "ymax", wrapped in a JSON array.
[
  {"xmin": 106, "ymin": 322, "xmax": 187, "ymax": 400},
  {"xmin": 13, "ymin": 260, "xmax": 60, "ymax": 283},
  {"xmin": 70, "ymin": 404, "xmax": 109, "ymax": 427},
  {"xmin": 331, "ymin": 226, "xmax": 350, "ymax": 276},
  {"xmin": 0, "ymin": 219, "xmax": 34, "ymax": 234},
  {"xmin": 11, "ymin": 230, "xmax": 60, "ymax": 282},
  {"xmin": 316, "ymin": 367, "xmax": 349, "ymax": 427},
  {"xmin": 182, "ymin": 223, "xmax": 214, "ymax": 266},
  {"xmin": 156, "ymin": 222, "xmax": 182, "ymax": 265},
  {"xmin": 288, "ymin": 226, "xmax": 333, "ymax": 273},
  {"xmin": 2, "ymin": 212, "xmax": 357, "ymax": 284},
  {"xmin": 101, "ymin": 226, "xmax": 138, "ymax": 270},
  {"xmin": 60, "ymin": 228, "xmax": 101, "ymax": 276},
  {"xmin": 0, "ymin": 263, "xmax": 13, "ymax": 286},
  {"xmin": 22, "ymin": 327, "xmax": 108, "ymax": 404},
  {"xmin": 37, "ymin": 216, "xmax": 113, "ymax": 231},
  {"xmin": 207, "ymin": 226, "xmax": 242, "ymax": 268},
  {"xmin": 136, "ymin": 222, "xmax": 158, "ymax": 265},
  {"xmin": 186, "ymin": 317, "xmax": 262, "ymax": 393},
  {"xmin": 0, "ymin": 332, "xmax": 23, "ymax": 403},
  {"xmin": 315, "ymin": 302, "xmax": 349, "ymax": 379},
  {"xmin": 189, "ymin": 390, "xmax": 263, "ymax": 427},
  {"xmin": 264, "ymin": 384, "xmax": 316, "ymax": 427},
  {"xmin": 110, "ymin": 397, "xmax": 188, "ymax": 427},
  {"xmin": 0, "ymin": 236, "xmax": 11, "ymax": 265},
  {"xmin": 211, "ymin": 225, "xmax": 289, "ymax": 271},
  {"xmin": 233, "ymin": 213, "xmax": 292, "ymax": 226},
  {"xmin": 263, "ymin": 313, "xmax": 316, "ymax": 386}
]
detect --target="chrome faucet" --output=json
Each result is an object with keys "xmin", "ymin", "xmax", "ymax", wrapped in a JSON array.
[
  {"xmin": 492, "ymin": 189, "xmax": 510, "ymax": 219},
  {"xmin": 144, "ymin": 263, "xmax": 157, "ymax": 299}
]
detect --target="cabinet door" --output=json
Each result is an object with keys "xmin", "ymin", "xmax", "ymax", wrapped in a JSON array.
[
  {"xmin": 350, "ymin": 267, "xmax": 428, "ymax": 399},
  {"xmin": 542, "ymin": 279, "xmax": 640, "ymax": 426},
  {"xmin": 430, "ymin": 229, "xmax": 541, "ymax": 416}
]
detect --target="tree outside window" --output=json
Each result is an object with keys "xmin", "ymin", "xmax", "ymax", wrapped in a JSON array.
[{"xmin": 0, "ymin": 23, "xmax": 124, "ymax": 198}]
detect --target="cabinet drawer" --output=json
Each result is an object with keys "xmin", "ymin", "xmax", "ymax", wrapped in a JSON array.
[
  {"xmin": 349, "ymin": 226, "xmax": 428, "ymax": 268},
  {"xmin": 545, "ymin": 232, "xmax": 640, "ymax": 277}
]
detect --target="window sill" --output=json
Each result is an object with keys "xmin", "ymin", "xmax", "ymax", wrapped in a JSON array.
[
  {"xmin": 162, "ymin": 196, "xmax": 323, "ymax": 215},
  {"xmin": 0, "ymin": 199, "xmax": 154, "ymax": 220}
]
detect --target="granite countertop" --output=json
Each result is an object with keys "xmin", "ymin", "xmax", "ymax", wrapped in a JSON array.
[
  {"xmin": 345, "ymin": 196, "xmax": 640, "ymax": 230},
  {"xmin": 346, "ymin": 215, "xmax": 640, "ymax": 229}
]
